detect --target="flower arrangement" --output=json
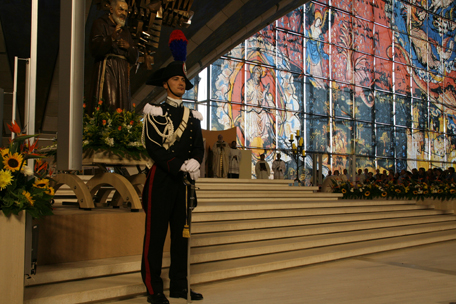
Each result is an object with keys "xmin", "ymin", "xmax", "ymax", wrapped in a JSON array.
[
  {"xmin": 0, "ymin": 122, "xmax": 54, "ymax": 218},
  {"xmin": 83, "ymin": 101, "xmax": 147, "ymax": 159},
  {"xmin": 331, "ymin": 179, "xmax": 456, "ymax": 201}
]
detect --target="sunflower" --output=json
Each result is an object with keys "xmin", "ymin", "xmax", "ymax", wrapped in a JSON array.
[
  {"xmin": 0, "ymin": 169, "xmax": 13, "ymax": 190},
  {"xmin": 341, "ymin": 188, "xmax": 347, "ymax": 193},
  {"xmin": 450, "ymin": 189, "xmax": 456, "ymax": 194},
  {"xmin": 22, "ymin": 190, "xmax": 35, "ymax": 206},
  {"xmin": 438, "ymin": 189, "xmax": 443, "ymax": 193},
  {"xmin": 381, "ymin": 192, "xmax": 387, "ymax": 197},
  {"xmin": 1, "ymin": 148, "xmax": 10, "ymax": 158},
  {"xmin": 364, "ymin": 191, "xmax": 370, "ymax": 197},
  {"xmin": 3, "ymin": 153, "xmax": 23, "ymax": 172},
  {"xmin": 45, "ymin": 186, "xmax": 55, "ymax": 196},
  {"xmin": 423, "ymin": 190, "xmax": 428, "ymax": 194},
  {"xmin": 395, "ymin": 189, "xmax": 401, "ymax": 193},
  {"xmin": 413, "ymin": 190, "xmax": 418, "ymax": 195},
  {"xmin": 33, "ymin": 178, "xmax": 50, "ymax": 189}
]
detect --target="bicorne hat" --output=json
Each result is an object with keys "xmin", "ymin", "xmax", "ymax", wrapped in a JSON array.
[{"xmin": 146, "ymin": 30, "xmax": 193, "ymax": 90}]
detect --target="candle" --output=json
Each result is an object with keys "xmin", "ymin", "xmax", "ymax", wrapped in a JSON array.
[
  {"xmin": 302, "ymin": 150, "xmax": 306, "ymax": 157},
  {"xmin": 290, "ymin": 134, "xmax": 294, "ymax": 141},
  {"xmin": 296, "ymin": 130, "xmax": 300, "ymax": 137},
  {"xmin": 292, "ymin": 143, "xmax": 296, "ymax": 150},
  {"xmin": 299, "ymin": 138, "xmax": 303, "ymax": 146}
]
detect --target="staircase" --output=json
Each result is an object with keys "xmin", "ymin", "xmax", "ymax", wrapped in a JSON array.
[{"xmin": 24, "ymin": 178, "xmax": 456, "ymax": 304}]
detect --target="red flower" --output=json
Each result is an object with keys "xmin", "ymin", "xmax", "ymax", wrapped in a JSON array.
[
  {"xmin": 118, "ymin": 126, "xmax": 122, "ymax": 131},
  {"xmin": 132, "ymin": 103, "xmax": 136, "ymax": 108},
  {"xmin": 98, "ymin": 100, "xmax": 103, "ymax": 105},
  {"xmin": 102, "ymin": 120, "xmax": 107, "ymax": 126},
  {"xmin": 83, "ymin": 103, "xmax": 86, "ymax": 108},
  {"xmin": 96, "ymin": 107, "xmax": 100, "ymax": 111},
  {"xmin": 116, "ymin": 108, "xmax": 123, "ymax": 114},
  {"xmin": 7, "ymin": 121, "xmax": 21, "ymax": 134},
  {"xmin": 130, "ymin": 120, "xmax": 134, "ymax": 125}
]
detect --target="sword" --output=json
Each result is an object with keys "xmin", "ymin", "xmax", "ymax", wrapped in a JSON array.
[{"xmin": 182, "ymin": 172, "xmax": 196, "ymax": 303}]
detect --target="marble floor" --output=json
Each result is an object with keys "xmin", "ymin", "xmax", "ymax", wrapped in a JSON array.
[{"xmin": 108, "ymin": 240, "xmax": 456, "ymax": 304}]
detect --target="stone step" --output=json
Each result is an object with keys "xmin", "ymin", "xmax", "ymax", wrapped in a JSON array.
[
  {"xmin": 196, "ymin": 178, "xmax": 300, "ymax": 185},
  {"xmin": 189, "ymin": 230, "xmax": 456, "ymax": 283},
  {"xmin": 192, "ymin": 204, "xmax": 430, "ymax": 222},
  {"xmin": 24, "ymin": 230, "xmax": 456, "ymax": 304},
  {"xmin": 197, "ymin": 184, "xmax": 316, "ymax": 191},
  {"xmin": 195, "ymin": 199, "xmax": 418, "ymax": 212},
  {"xmin": 190, "ymin": 222, "xmax": 456, "ymax": 263},
  {"xmin": 192, "ymin": 209, "xmax": 445, "ymax": 233},
  {"xmin": 196, "ymin": 191, "xmax": 341, "ymax": 198},
  {"xmin": 192, "ymin": 214, "xmax": 456, "ymax": 246}
]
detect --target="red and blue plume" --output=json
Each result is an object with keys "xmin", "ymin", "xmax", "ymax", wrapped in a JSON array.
[{"xmin": 169, "ymin": 30, "xmax": 188, "ymax": 62}]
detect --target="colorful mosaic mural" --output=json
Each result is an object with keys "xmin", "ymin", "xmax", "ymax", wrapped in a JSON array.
[{"xmin": 200, "ymin": 0, "xmax": 456, "ymax": 179}]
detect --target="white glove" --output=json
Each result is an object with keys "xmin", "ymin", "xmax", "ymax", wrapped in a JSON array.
[
  {"xmin": 186, "ymin": 158, "xmax": 200, "ymax": 172},
  {"xmin": 192, "ymin": 110, "xmax": 203, "ymax": 121},
  {"xmin": 190, "ymin": 170, "xmax": 200, "ymax": 181},
  {"xmin": 180, "ymin": 163, "xmax": 187, "ymax": 172},
  {"xmin": 143, "ymin": 103, "xmax": 163, "ymax": 116}
]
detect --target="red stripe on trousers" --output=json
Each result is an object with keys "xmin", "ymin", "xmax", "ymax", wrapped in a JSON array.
[{"xmin": 144, "ymin": 164, "xmax": 156, "ymax": 295}]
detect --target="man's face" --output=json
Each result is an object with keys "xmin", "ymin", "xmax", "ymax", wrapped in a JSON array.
[
  {"xmin": 111, "ymin": 2, "xmax": 128, "ymax": 27},
  {"xmin": 164, "ymin": 76, "xmax": 186, "ymax": 98}
]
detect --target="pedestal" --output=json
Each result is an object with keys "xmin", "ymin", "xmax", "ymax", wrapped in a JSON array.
[{"xmin": 0, "ymin": 211, "xmax": 26, "ymax": 304}]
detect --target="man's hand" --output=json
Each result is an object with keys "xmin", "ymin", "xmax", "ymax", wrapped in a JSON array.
[
  {"xmin": 190, "ymin": 170, "xmax": 200, "ymax": 181},
  {"xmin": 111, "ymin": 24, "xmax": 122, "ymax": 41},
  {"xmin": 185, "ymin": 159, "xmax": 200, "ymax": 172},
  {"xmin": 117, "ymin": 38, "xmax": 130, "ymax": 49}
]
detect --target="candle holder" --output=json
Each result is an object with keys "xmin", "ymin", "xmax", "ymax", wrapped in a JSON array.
[{"xmin": 285, "ymin": 131, "xmax": 306, "ymax": 184}]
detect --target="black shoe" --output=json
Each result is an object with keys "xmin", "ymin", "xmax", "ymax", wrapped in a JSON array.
[
  {"xmin": 147, "ymin": 293, "xmax": 169, "ymax": 304},
  {"xmin": 169, "ymin": 289, "xmax": 203, "ymax": 301}
]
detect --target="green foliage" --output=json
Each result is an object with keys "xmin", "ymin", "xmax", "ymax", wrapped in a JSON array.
[{"xmin": 83, "ymin": 101, "xmax": 147, "ymax": 159}]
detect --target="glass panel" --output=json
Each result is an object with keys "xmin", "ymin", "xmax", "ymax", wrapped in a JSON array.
[
  {"xmin": 407, "ymin": 129, "xmax": 428, "ymax": 161},
  {"xmin": 353, "ymin": 52, "xmax": 374, "ymax": 88},
  {"xmin": 332, "ymin": 10, "xmax": 351, "ymax": 48},
  {"xmin": 430, "ymin": 132, "xmax": 445, "ymax": 162},
  {"xmin": 211, "ymin": 59, "xmax": 245, "ymax": 103},
  {"xmin": 305, "ymin": 3, "xmax": 330, "ymax": 43},
  {"xmin": 277, "ymin": 71, "xmax": 303, "ymax": 111},
  {"xmin": 276, "ymin": 109, "xmax": 301, "ymax": 149},
  {"xmin": 374, "ymin": 24, "xmax": 392, "ymax": 59},
  {"xmin": 355, "ymin": 122, "xmax": 374, "ymax": 156},
  {"xmin": 395, "ymin": 95, "xmax": 411, "ymax": 127},
  {"xmin": 332, "ymin": 154, "xmax": 349, "ymax": 174},
  {"xmin": 244, "ymin": 103, "xmax": 276, "ymax": 150},
  {"xmin": 277, "ymin": 32, "xmax": 303, "ymax": 73},
  {"xmin": 332, "ymin": 119, "xmax": 352, "ymax": 154},
  {"xmin": 429, "ymin": 104, "xmax": 443, "ymax": 133},
  {"xmin": 277, "ymin": 7, "xmax": 304, "ymax": 33},
  {"xmin": 307, "ymin": 116, "xmax": 330, "ymax": 152},
  {"xmin": 395, "ymin": 127, "xmax": 408, "ymax": 159},
  {"xmin": 210, "ymin": 101, "xmax": 234, "ymax": 130},
  {"xmin": 225, "ymin": 41, "xmax": 245, "ymax": 59},
  {"xmin": 246, "ymin": 24, "xmax": 276, "ymax": 66},
  {"xmin": 306, "ymin": 41, "xmax": 330, "ymax": 79},
  {"xmin": 244, "ymin": 64, "xmax": 276, "ymax": 109},
  {"xmin": 353, "ymin": 19, "xmax": 374, "ymax": 55},
  {"xmin": 394, "ymin": 63, "xmax": 411, "ymax": 95},
  {"xmin": 333, "ymin": 0, "xmax": 352, "ymax": 13},
  {"xmin": 412, "ymin": 98, "xmax": 428, "ymax": 130},
  {"xmin": 375, "ymin": 91, "xmax": 393, "ymax": 124},
  {"xmin": 374, "ymin": 57, "xmax": 392, "ymax": 91},
  {"xmin": 374, "ymin": 0, "xmax": 392, "ymax": 27},
  {"xmin": 333, "ymin": 83, "xmax": 353, "ymax": 118},
  {"xmin": 376, "ymin": 125, "xmax": 394, "ymax": 157},
  {"xmin": 331, "ymin": 46, "xmax": 351, "ymax": 83},
  {"xmin": 306, "ymin": 78, "xmax": 330, "ymax": 115},
  {"xmin": 355, "ymin": 87, "xmax": 374, "ymax": 121},
  {"xmin": 353, "ymin": 0, "xmax": 374, "ymax": 21}
]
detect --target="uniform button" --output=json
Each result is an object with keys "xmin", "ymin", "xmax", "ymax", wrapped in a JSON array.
[
  {"xmin": 172, "ymin": 150, "xmax": 174, "ymax": 153},
  {"xmin": 188, "ymin": 151, "xmax": 191, "ymax": 153},
  {"xmin": 190, "ymin": 130, "xmax": 193, "ymax": 132},
  {"xmin": 190, "ymin": 137, "xmax": 192, "ymax": 139}
]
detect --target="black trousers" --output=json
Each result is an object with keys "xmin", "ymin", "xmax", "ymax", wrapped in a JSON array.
[{"xmin": 141, "ymin": 165, "xmax": 188, "ymax": 295}]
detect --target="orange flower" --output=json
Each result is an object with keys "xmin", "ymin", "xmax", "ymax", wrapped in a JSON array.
[
  {"xmin": 132, "ymin": 103, "xmax": 136, "ymax": 108},
  {"xmin": 118, "ymin": 126, "xmax": 122, "ymax": 131},
  {"xmin": 130, "ymin": 120, "xmax": 134, "ymax": 125},
  {"xmin": 83, "ymin": 103, "xmax": 86, "ymax": 108},
  {"xmin": 116, "ymin": 108, "xmax": 123, "ymax": 114},
  {"xmin": 96, "ymin": 107, "xmax": 100, "ymax": 111},
  {"xmin": 7, "ymin": 121, "xmax": 21, "ymax": 134},
  {"xmin": 98, "ymin": 100, "xmax": 103, "ymax": 105},
  {"xmin": 102, "ymin": 120, "xmax": 107, "ymax": 126}
]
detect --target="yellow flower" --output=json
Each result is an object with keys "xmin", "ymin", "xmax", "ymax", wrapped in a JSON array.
[
  {"xmin": 423, "ymin": 190, "xmax": 428, "ymax": 194},
  {"xmin": 45, "ymin": 186, "xmax": 55, "ymax": 196},
  {"xmin": 3, "ymin": 153, "xmax": 23, "ymax": 172},
  {"xmin": 1, "ymin": 148, "xmax": 10, "ymax": 158},
  {"xmin": 364, "ymin": 191, "xmax": 370, "ymax": 196},
  {"xmin": 450, "ymin": 189, "xmax": 456, "ymax": 194},
  {"xmin": 22, "ymin": 191, "xmax": 35, "ymax": 206},
  {"xmin": 438, "ymin": 189, "xmax": 443, "ymax": 193},
  {"xmin": 34, "ymin": 179, "xmax": 50, "ymax": 189},
  {"xmin": 0, "ymin": 169, "xmax": 13, "ymax": 190},
  {"xmin": 341, "ymin": 188, "xmax": 347, "ymax": 193},
  {"xmin": 381, "ymin": 192, "xmax": 387, "ymax": 197},
  {"xmin": 395, "ymin": 189, "xmax": 401, "ymax": 193},
  {"xmin": 413, "ymin": 191, "xmax": 418, "ymax": 195}
]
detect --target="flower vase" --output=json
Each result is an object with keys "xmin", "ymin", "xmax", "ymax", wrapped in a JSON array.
[{"xmin": 0, "ymin": 210, "xmax": 26, "ymax": 304}]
